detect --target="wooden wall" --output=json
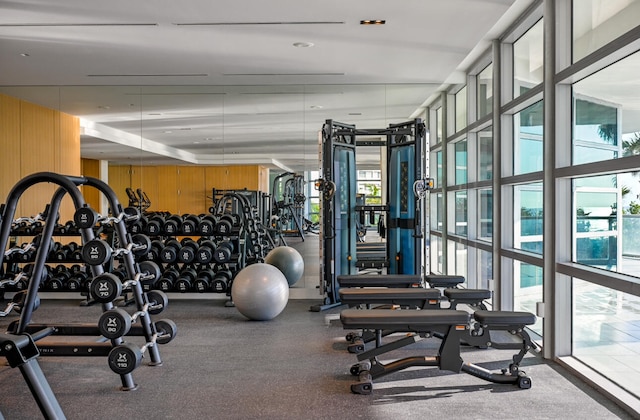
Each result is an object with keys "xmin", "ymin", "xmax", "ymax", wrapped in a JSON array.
[
  {"xmin": 0, "ymin": 93, "xmax": 80, "ymax": 222},
  {"xmin": 109, "ymin": 164, "xmax": 269, "ymax": 215},
  {"xmin": 81, "ymin": 158, "xmax": 101, "ymax": 211}
]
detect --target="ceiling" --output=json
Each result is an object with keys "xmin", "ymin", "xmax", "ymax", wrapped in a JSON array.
[{"xmin": 0, "ymin": 0, "xmax": 531, "ymax": 171}]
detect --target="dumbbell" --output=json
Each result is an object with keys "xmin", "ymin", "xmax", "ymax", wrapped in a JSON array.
[
  {"xmin": 212, "ymin": 269, "xmax": 233, "ymax": 293},
  {"xmin": 144, "ymin": 214, "xmax": 166, "ymax": 236},
  {"xmin": 194, "ymin": 268, "xmax": 215, "ymax": 293},
  {"xmin": 74, "ymin": 206, "xmax": 100, "ymax": 229},
  {"xmin": 181, "ymin": 214, "xmax": 201, "ymax": 235},
  {"xmin": 194, "ymin": 239, "xmax": 215, "ymax": 264},
  {"xmin": 213, "ymin": 241, "xmax": 235, "ymax": 263},
  {"xmin": 175, "ymin": 267, "xmax": 197, "ymax": 292},
  {"xmin": 107, "ymin": 319, "xmax": 178, "ymax": 375},
  {"xmin": 159, "ymin": 239, "xmax": 181, "ymax": 264},
  {"xmin": 215, "ymin": 215, "xmax": 235, "ymax": 235},
  {"xmin": 147, "ymin": 239, "xmax": 165, "ymax": 262},
  {"xmin": 89, "ymin": 272, "xmax": 123, "ymax": 303},
  {"xmin": 56, "ymin": 220, "xmax": 77, "ymax": 234},
  {"xmin": 17, "ymin": 235, "xmax": 53, "ymax": 263},
  {"xmin": 157, "ymin": 267, "xmax": 180, "ymax": 292},
  {"xmin": 146, "ymin": 289, "xmax": 169, "ymax": 314},
  {"xmin": 177, "ymin": 239, "xmax": 199, "ymax": 264},
  {"xmin": 0, "ymin": 290, "xmax": 41, "ymax": 316},
  {"xmin": 82, "ymin": 235, "xmax": 151, "ymax": 266},
  {"xmin": 198, "ymin": 214, "xmax": 217, "ymax": 236},
  {"xmin": 53, "ymin": 242, "xmax": 80, "ymax": 262},
  {"xmin": 44, "ymin": 268, "xmax": 71, "ymax": 291},
  {"xmin": 66, "ymin": 270, "xmax": 91, "ymax": 292},
  {"xmin": 163, "ymin": 215, "xmax": 183, "ymax": 236},
  {"xmin": 128, "ymin": 213, "xmax": 147, "ymax": 234}
]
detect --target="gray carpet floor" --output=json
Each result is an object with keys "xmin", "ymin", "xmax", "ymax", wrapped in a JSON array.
[{"xmin": 0, "ymin": 298, "xmax": 634, "ymax": 420}]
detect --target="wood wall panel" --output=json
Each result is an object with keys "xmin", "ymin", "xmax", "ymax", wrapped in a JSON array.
[
  {"xmin": 155, "ymin": 166, "xmax": 178, "ymax": 212},
  {"xmin": 0, "ymin": 94, "xmax": 22, "ymax": 215},
  {"xmin": 81, "ymin": 158, "xmax": 101, "ymax": 211},
  {"xmin": 19, "ymin": 101, "xmax": 56, "ymax": 219},
  {"xmin": 107, "ymin": 165, "xmax": 132, "ymax": 210},
  {"xmin": 55, "ymin": 111, "xmax": 82, "ymax": 221},
  {"xmin": 133, "ymin": 166, "xmax": 159, "ymax": 212},
  {"xmin": 177, "ymin": 166, "xmax": 206, "ymax": 215}
]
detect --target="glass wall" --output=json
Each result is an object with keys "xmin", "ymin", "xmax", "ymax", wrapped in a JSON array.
[
  {"xmin": 514, "ymin": 101, "xmax": 543, "ymax": 175},
  {"xmin": 573, "ymin": 0, "xmax": 640, "ymax": 62},
  {"xmin": 455, "ymin": 86, "xmax": 467, "ymax": 132},
  {"xmin": 513, "ymin": 18, "xmax": 543, "ymax": 97},
  {"xmin": 426, "ymin": 0, "xmax": 640, "ymax": 407},
  {"xmin": 477, "ymin": 64, "xmax": 493, "ymax": 119}
]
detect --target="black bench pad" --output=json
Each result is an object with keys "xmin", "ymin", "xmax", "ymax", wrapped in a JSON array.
[
  {"xmin": 474, "ymin": 310, "xmax": 536, "ymax": 326},
  {"xmin": 340, "ymin": 309, "xmax": 469, "ymax": 330},
  {"xmin": 337, "ymin": 274, "xmax": 421, "ymax": 288},
  {"xmin": 339, "ymin": 288, "xmax": 441, "ymax": 302},
  {"xmin": 426, "ymin": 274, "xmax": 465, "ymax": 287},
  {"xmin": 444, "ymin": 288, "xmax": 491, "ymax": 300}
]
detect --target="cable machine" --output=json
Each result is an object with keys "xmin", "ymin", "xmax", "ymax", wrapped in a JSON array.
[{"xmin": 311, "ymin": 119, "xmax": 429, "ymax": 311}]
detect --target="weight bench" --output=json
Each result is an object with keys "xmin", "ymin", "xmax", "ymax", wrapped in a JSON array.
[
  {"xmin": 337, "ymin": 274, "xmax": 422, "ymax": 288},
  {"xmin": 340, "ymin": 308, "xmax": 536, "ymax": 394},
  {"xmin": 338, "ymin": 287, "xmax": 491, "ymax": 353}
]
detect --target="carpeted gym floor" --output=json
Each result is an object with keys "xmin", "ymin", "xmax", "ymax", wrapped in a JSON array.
[{"xmin": 0, "ymin": 297, "xmax": 634, "ymax": 420}]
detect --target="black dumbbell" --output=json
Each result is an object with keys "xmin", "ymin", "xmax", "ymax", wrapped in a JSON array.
[
  {"xmin": 175, "ymin": 267, "xmax": 197, "ymax": 292},
  {"xmin": 74, "ymin": 206, "xmax": 100, "ymax": 229},
  {"xmin": 194, "ymin": 268, "xmax": 215, "ymax": 292},
  {"xmin": 177, "ymin": 239, "xmax": 198, "ymax": 264},
  {"xmin": 146, "ymin": 290, "xmax": 169, "ymax": 315},
  {"xmin": 89, "ymin": 272, "xmax": 123, "ymax": 303},
  {"xmin": 163, "ymin": 215, "xmax": 183, "ymax": 236},
  {"xmin": 98, "ymin": 307, "xmax": 133, "ymax": 339},
  {"xmin": 214, "ymin": 241, "xmax": 235, "ymax": 263},
  {"xmin": 43, "ymin": 268, "xmax": 71, "ymax": 291},
  {"xmin": 53, "ymin": 242, "xmax": 79, "ymax": 262},
  {"xmin": 160, "ymin": 239, "xmax": 181, "ymax": 264},
  {"xmin": 107, "ymin": 319, "xmax": 177, "ymax": 375},
  {"xmin": 212, "ymin": 269, "xmax": 233, "ymax": 293},
  {"xmin": 157, "ymin": 267, "xmax": 180, "ymax": 292},
  {"xmin": 181, "ymin": 214, "xmax": 201, "ymax": 235},
  {"xmin": 195, "ymin": 239, "xmax": 215, "ymax": 264},
  {"xmin": 198, "ymin": 214, "xmax": 217, "ymax": 236},
  {"xmin": 67, "ymin": 270, "xmax": 90, "ymax": 292},
  {"xmin": 215, "ymin": 215, "xmax": 235, "ymax": 235},
  {"xmin": 148, "ymin": 239, "xmax": 165, "ymax": 262},
  {"xmin": 145, "ymin": 214, "xmax": 166, "ymax": 236}
]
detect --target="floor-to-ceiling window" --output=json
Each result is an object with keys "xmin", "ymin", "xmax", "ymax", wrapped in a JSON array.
[{"xmin": 426, "ymin": 0, "xmax": 640, "ymax": 410}]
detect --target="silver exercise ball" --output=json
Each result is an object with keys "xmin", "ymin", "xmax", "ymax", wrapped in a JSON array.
[
  {"xmin": 264, "ymin": 246, "xmax": 305, "ymax": 287},
  {"xmin": 231, "ymin": 263, "xmax": 289, "ymax": 321}
]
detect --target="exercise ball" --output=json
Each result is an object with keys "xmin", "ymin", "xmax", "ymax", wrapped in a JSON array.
[
  {"xmin": 264, "ymin": 246, "xmax": 305, "ymax": 286},
  {"xmin": 231, "ymin": 263, "xmax": 289, "ymax": 321}
]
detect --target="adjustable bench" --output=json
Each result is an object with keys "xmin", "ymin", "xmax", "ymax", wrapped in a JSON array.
[
  {"xmin": 425, "ymin": 274, "xmax": 465, "ymax": 288},
  {"xmin": 338, "ymin": 288, "xmax": 441, "ymax": 309},
  {"xmin": 340, "ymin": 308, "xmax": 536, "ymax": 394},
  {"xmin": 337, "ymin": 274, "xmax": 422, "ymax": 288}
]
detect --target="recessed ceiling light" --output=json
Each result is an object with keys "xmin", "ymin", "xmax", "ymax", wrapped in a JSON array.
[
  {"xmin": 348, "ymin": 112, "xmax": 362, "ymax": 116},
  {"xmin": 163, "ymin": 130, "xmax": 173, "ymax": 134},
  {"xmin": 97, "ymin": 105, "xmax": 110, "ymax": 110},
  {"xmin": 193, "ymin": 141, "xmax": 201, "ymax": 144},
  {"xmin": 360, "ymin": 19, "xmax": 385, "ymax": 25},
  {"xmin": 293, "ymin": 42, "xmax": 314, "ymax": 48},
  {"xmin": 20, "ymin": 53, "xmax": 30, "ymax": 57},
  {"xmin": 310, "ymin": 105, "xmax": 323, "ymax": 109}
]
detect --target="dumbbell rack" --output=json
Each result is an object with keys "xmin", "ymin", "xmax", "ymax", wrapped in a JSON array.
[
  {"xmin": 144, "ymin": 222, "xmax": 245, "ymax": 300},
  {"xmin": 0, "ymin": 172, "xmax": 175, "ymax": 391}
]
